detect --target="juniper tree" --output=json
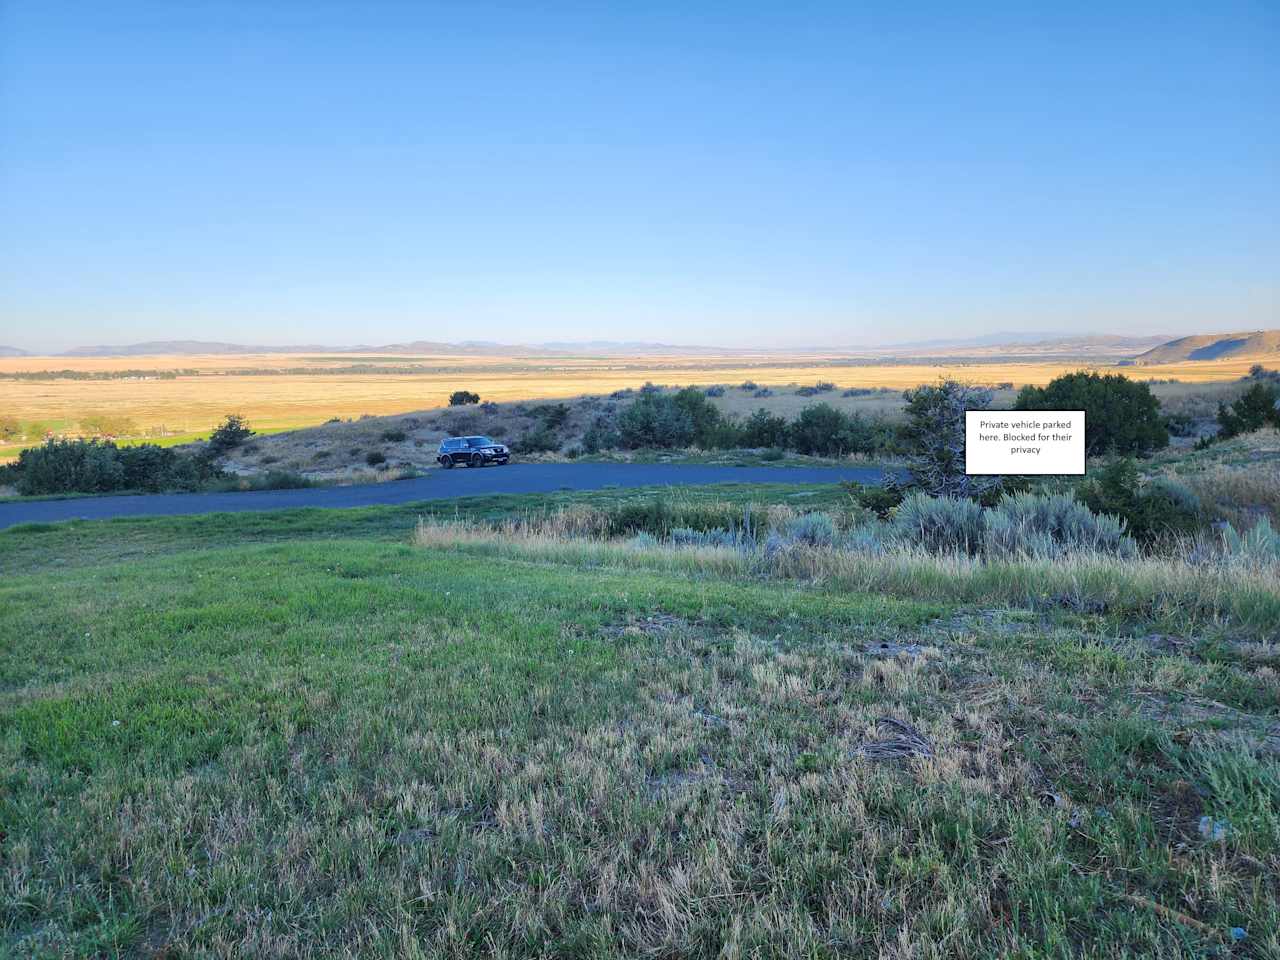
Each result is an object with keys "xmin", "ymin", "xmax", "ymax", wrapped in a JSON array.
[{"xmin": 901, "ymin": 380, "xmax": 1001, "ymax": 500}]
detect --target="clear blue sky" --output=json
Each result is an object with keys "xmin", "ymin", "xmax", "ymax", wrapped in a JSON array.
[{"xmin": 2, "ymin": 1, "xmax": 1276, "ymax": 352}]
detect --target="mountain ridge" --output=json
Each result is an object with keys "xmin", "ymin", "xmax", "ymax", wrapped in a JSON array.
[
  {"xmin": 1133, "ymin": 330, "xmax": 1280, "ymax": 364},
  {"xmin": 22, "ymin": 332, "xmax": 1179, "ymax": 359}
]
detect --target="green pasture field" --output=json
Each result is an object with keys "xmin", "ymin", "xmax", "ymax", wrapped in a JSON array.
[{"xmin": 2, "ymin": 484, "xmax": 1276, "ymax": 957}]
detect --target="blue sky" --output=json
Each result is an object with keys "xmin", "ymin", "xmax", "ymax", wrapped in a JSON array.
[{"xmin": 1, "ymin": 1, "xmax": 1276, "ymax": 351}]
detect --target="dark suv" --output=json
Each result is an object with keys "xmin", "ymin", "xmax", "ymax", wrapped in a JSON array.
[{"xmin": 437, "ymin": 436, "xmax": 510, "ymax": 468}]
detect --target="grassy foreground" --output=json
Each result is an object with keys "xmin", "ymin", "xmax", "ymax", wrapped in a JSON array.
[{"xmin": 2, "ymin": 487, "xmax": 1278, "ymax": 957}]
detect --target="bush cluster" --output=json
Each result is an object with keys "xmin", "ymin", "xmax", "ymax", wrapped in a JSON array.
[
  {"xmin": 207, "ymin": 414, "xmax": 254, "ymax": 455},
  {"xmin": 573, "ymin": 491, "xmax": 1137, "ymax": 563},
  {"xmin": 1217, "ymin": 382, "xmax": 1280, "ymax": 438},
  {"xmin": 607, "ymin": 389, "xmax": 897, "ymax": 457},
  {"xmin": 512, "ymin": 426, "xmax": 560, "ymax": 454},
  {"xmin": 448, "ymin": 390, "xmax": 481, "ymax": 406},
  {"xmin": 893, "ymin": 491, "xmax": 1136, "ymax": 559},
  {"xmin": 795, "ymin": 381, "xmax": 836, "ymax": 397},
  {"xmin": 5, "ymin": 438, "xmax": 223, "ymax": 495},
  {"xmin": 1015, "ymin": 372, "xmax": 1168, "ymax": 456},
  {"xmin": 1076, "ymin": 459, "xmax": 1201, "ymax": 544}
]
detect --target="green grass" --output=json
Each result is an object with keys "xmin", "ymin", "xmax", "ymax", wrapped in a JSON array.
[{"xmin": 2, "ymin": 488, "xmax": 1277, "ymax": 957}]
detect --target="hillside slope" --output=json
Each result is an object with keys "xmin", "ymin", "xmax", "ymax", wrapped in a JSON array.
[{"xmin": 1135, "ymin": 329, "xmax": 1280, "ymax": 363}]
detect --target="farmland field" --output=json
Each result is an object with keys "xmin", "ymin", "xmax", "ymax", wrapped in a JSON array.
[{"xmin": 2, "ymin": 352, "xmax": 1273, "ymax": 459}]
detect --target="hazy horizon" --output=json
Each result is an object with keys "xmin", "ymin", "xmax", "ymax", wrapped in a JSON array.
[
  {"xmin": 0, "ymin": 329, "xmax": 1202, "ymax": 357},
  {"xmin": 3, "ymin": 1, "xmax": 1276, "ymax": 352}
]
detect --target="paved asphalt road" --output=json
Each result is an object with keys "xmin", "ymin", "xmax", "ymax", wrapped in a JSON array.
[{"xmin": 0, "ymin": 463, "xmax": 888, "ymax": 531}]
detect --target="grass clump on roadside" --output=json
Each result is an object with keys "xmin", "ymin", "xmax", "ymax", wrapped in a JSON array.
[{"xmin": 414, "ymin": 490, "xmax": 1280, "ymax": 639}]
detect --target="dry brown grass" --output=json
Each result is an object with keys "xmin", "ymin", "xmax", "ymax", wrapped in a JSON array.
[{"xmin": 2, "ymin": 351, "xmax": 1269, "ymax": 444}]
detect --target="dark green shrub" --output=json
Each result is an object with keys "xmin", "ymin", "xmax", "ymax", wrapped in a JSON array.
[
  {"xmin": 796, "ymin": 381, "xmax": 836, "ymax": 397},
  {"xmin": 788, "ymin": 404, "xmax": 886, "ymax": 457},
  {"xmin": 381, "ymin": 428, "xmax": 408, "ymax": 442},
  {"xmin": 365, "ymin": 450, "xmax": 387, "ymax": 466},
  {"xmin": 529, "ymin": 403, "xmax": 571, "ymax": 428},
  {"xmin": 788, "ymin": 404, "xmax": 849, "ymax": 456},
  {"xmin": 704, "ymin": 385, "xmax": 726, "ymax": 397},
  {"xmin": 8, "ymin": 438, "xmax": 221, "ymax": 495},
  {"xmin": 1163, "ymin": 412, "xmax": 1197, "ymax": 438},
  {"xmin": 582, "ymin": 416, "xmax": 622, "ymax": 454},
  {"xmin": 740, "ymin": 409, "xmax": 789, "ymax": 448},
  {"xmin": 512, "ymin": 426, "xmax": 560, "ymax": 453},
  {"xmin": 672, "ymin": 387, "xmax": 736, "ymax": 447},
  {"xmin": 843, "ymin": 480, "xmax": 904, "ymax": 518},
  {"xmin": 1015, "ymin": 372, "xmax": 1168, "ymax": 456},
  {"xmin": 1217, "ymin": 382, "xmax": 1280, "ymax": 438},
  {"xmin": 13, "ymin": 439, "xmax": 124, "ymax": 494},
  {"xmin": 449, "ymin": 390, "xmax": 481, "ymax": 406},
  {"xmin": 207, "ymin": 414, "xmax": 254, "ymax": 455},
  {"xmin": 618, "ymin": 393, "xmax": 694, "ymax": 448},
  {"xmin": 1076, "ymin": 459, "xmax": 1202, "ymax": 543},
  {"xmin": 1248, "ymin": 364, "xmax": 1279, "ymax": 382},
  {"xmin": 117, "ymin": 444, "xmax": 180, "ymax": 492}
]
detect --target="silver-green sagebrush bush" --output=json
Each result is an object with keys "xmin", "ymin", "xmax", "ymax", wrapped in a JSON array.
[
  {"xmin": 984, "ymin": 491, "xmax": 1136, "ymax": 560},
  {"xmin": 892, "ymin": 492, "xmax": 987, "ymax": 555},
  {"xmin": 1220, "ymin": 515, "xmax": 1280, "ymax": 563},
  {"xmin": 783, "ymin": 511, "xmax": 838, "ymax": 547}
]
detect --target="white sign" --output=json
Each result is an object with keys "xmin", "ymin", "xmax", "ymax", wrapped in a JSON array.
[{"xmin": 965, "ymin": 410, "xmax": 1085, "ymax": 475}]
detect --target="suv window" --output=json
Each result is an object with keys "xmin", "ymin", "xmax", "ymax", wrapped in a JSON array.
[
  {"xmin": 465, "ymin": 437, "xmax": 492, "ymax": 447},
  {"xmin": 442, "ymin": 438, "xmax": 464, "ymax": 450}
]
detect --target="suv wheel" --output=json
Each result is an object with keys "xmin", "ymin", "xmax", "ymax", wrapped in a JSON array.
[
  {"xmin": 440, "ymin": 455, "xmax": 454, "ymax": 469},
  {"xmin": 468, "ymin": 453, "xmax": 483, "ymax": 468}
]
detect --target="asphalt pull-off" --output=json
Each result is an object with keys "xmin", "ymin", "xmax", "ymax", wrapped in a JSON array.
[{"xmin": 0, "ymin": 463, "xmax": 888, "ymax": 530}]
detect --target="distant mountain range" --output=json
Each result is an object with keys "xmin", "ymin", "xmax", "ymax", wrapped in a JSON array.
[
  {"xmin": 54, "ymin": 339, "xmax": 734, "ymax": 358},
  {"xmin": 864, "ymin": 332, "xmax": 1171, "ymax": 357},
  {"xmin": 13, "ymin": 332, "xmax": 1166, "ymax": 359},
  {"xmin": 1132, "ymin": 329, "xmax": 1280, "ymax": 364},
  {"xmin": 8, "ymin": 330, "xmax": 1276, "ymax": 361}
]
